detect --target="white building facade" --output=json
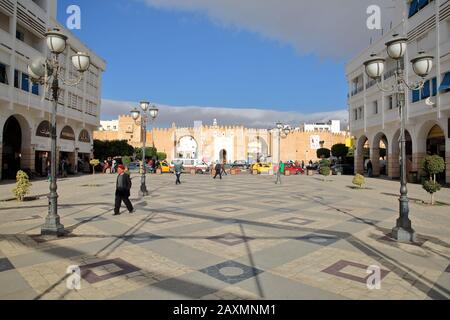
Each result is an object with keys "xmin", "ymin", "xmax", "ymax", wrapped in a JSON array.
[
  {"xmin": 0, "ymin": 0, "xmax": 106, "ymax": 179},
  {"xmin": 347, "ymin": 0, "xmax": 450, "ymax": 184}
]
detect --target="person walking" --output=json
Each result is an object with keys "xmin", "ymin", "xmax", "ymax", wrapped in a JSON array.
[
  {"xmin": 367, "ymin": 159, "xmax": 373, "ymax": 177},
  {"xmin": 275, "ymin": 161, "xmax": 285, "ymax": 185},
  {"xmin": 221, "ymin": 161, "xmax": 228, "ymax": 176},
  {"xmin": 213, "ymin": 162, "xmax": 223, "ymax": 180},
  {"xmin": 174, "ymin": 161, "xmax": 184, "ymax": 185},
  {"xmin": 114, "ymin": 165, "xmax": 134, "ymax": 216}
]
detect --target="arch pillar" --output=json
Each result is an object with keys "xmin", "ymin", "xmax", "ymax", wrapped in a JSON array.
[{"xmin": 370, "ymin": 147, "xmax": 380, "ymax": 177}]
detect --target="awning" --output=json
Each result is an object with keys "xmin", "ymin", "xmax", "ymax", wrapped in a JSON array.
[{"xmin": 438, "ymin": 73, "xmax": 450, "ymax": 92}]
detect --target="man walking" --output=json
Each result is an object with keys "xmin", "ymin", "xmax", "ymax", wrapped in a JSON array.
[
  {"xmin": 174, "ymin": 161, "xmax": 184, "ymax": 185},
  {"xmin": 275, "ymin": 161, "xmax": 285, "ymax": 185},
  {"xmin": 114, "ymin": 165, "xmax": 134, "ymax": 216},
  {"xmin": 213, "ymin": 161, "xmax": 222, "ymax": 180},
  {"xmin": 367, "ymin": 159, "xmax": 373, "ymax": 177}
]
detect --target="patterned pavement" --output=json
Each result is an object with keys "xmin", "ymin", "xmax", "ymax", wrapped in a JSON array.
[{"xmin": 0, "ymin": 172, "xmax": 449, "ymax": 300}]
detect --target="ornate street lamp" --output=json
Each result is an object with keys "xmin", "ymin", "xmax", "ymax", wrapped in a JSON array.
[
  {"xmin": 130, "ymin": 101, "xmax": 159, "ymax": 196},
  {"xmin": 274, "ymin": 122, "xmax": 291, "ymax": 184},
  {"xmin": 28, "ymin": 28, "xmax": 91, "ymax": 236},
  {"xmin": 363, "ymin": 33, "xmax": 433, "ymax": 242}
]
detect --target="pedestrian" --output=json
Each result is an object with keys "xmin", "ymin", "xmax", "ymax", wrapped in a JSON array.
[
  {"xmin": 114, "ymin": 165, "xmax": 134, "ymax": 216},
  {"xmin": 367, "ymin": 159, "xmax": 373, "ymax": 177},
  {"xmin": 301, "ymin": 160, "xmax": 305, "ymax": 169},
  {"xmin": 174, "ymin": 161, "xmax": 184, "ymax": 185},
  {"xmin": 112, "ymin": 158, "xmax": 117, "ymax": 173},
  {"xmin": 275, "ymin": 161, "xmax": 285, "ymax": 184},
  {"xmin": 213, "ymin": 162, "xmax": 222, "ymax": 180},
  {"xmin": 221, "ymin": 161, "xmax": 228, "ymax": 176},
  {"xmin": 61, "ymin": 159, "xmax": 67, "ymax": 178}
]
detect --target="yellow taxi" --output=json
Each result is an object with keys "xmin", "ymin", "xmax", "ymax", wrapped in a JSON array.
[
  {"xmin": 160, "ymin": 162, "xmax": 171, "ymax": 173},
  {"xmin": 252, "ymin": 163, "xmax": 273, "ymax": 174}
]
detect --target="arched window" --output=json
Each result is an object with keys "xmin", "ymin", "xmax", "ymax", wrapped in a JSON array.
[
  {"xmin": 78, "ymin": 129, "xmax": 91, "ymax": 143},
  {"xmin": 60, "ymin": 126, "xmax": 75, "ymax": 141},
  {"xmin": 36, "ymin": 121, "xmax": 51, "ymax": 138}
]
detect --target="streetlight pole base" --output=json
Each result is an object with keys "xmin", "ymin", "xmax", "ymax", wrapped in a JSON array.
[
  {"xmin": 41, "ymin": 217, "xmax": 65, "ymax": 237},
  {"xmin": 391, "ymin": 226, "xmax": 417, "ymax": 243}
]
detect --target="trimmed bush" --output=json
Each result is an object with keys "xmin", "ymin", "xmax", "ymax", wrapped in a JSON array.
[
  {"xmin": 421, "ymin": 155, "xmax": 445, "ymax": 205},
  {"xmin": 89, "ymin": 159, "xmax": 100, "ymax": 174},
  {"xmin": 157, "ymin": 152, "xmax": 167, "ymax": 161},
  {"xmin": 352, "ymin": 174, "xmax": 365, "ymax": 189},
  {"xmin": 331, "ymin": 144, "xmax": 349, "ymax": 159},
  {"xmin": 12, "ymin": 170, "xmax": 32, "ymax": 201},
  {"xmin": 319, "ymin": 159, "xmax": 331, "ymax": 179},
  {"xmin": 122, "ymin": 156, "xmax": 131, "ymax": 168},
  {"xmin": 317, "ymin": 148, "xmax": 331, "ymax": 159}
]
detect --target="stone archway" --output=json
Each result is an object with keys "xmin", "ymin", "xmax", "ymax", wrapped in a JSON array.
[
  {"xmin": 177, "ymin": 136, "xmax": 198, "ymax": 159},
  {"xmin": 1, "ymin": 115, "xmax": 32, "ymax": 179},
  {"xmin": 219, "ymin": 149, "xmax": 227, "ymax": 163},
  {"xmin": 371, "ymin": 132, "xmax": 389, "ymax": 177},
  {"xmin": 247, "ymin": 136, "xmax": 268, "ymax": 163},
  {"xmin": 426, "ymin": 125, "xmax": 446, "ymax": 183},
  {"xmin": 355, "ymin": 135, "xmax": 370, "ymax": 174}
]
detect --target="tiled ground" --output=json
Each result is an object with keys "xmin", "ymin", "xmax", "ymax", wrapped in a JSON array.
[{"xmin": 0, "ymin": 173, "xmax": 449, "ymax": 300}]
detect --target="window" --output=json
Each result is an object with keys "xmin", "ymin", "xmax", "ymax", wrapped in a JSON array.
[
  {"xmin": 16, "ymin": 30, "xmax": 24, "ymax": 41},
  {"xmin": 387, "ymin": 95, "xmax": 394, "ymax": 110},
  {"xmin": 14, "ymin": 70, "xmax": 19, "ymax": 88},
  {"xmin": 409, "ymin": 0, "xmax": 433, "ymax": 18},
  {"xmin": 432, "ymin": 77, "xmax": 437, "ymax": 96},
  {"xmin": 412, "ymin": 89, "xmax": 420, "ymax": 102},
  {"xmin": 0, "ymin": 63, "xmax": 8, "ymax": 84},
  {"xmin": 373, "ymin": 101, "xmax": 378, "ymax": 115},
  {"xmin": 32, "ymin": 82, "xmax": 39, "ymax": 95},
  {"xmin": 21, "ymin": 73, "xmax": 29, "ymax": 92}
]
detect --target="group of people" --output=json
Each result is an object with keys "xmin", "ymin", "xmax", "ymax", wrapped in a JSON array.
[{"xmin": 103, "ymin": 157, "xmax": 120, "ymax": 174}]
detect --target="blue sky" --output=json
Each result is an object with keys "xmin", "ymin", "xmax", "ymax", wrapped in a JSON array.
[{"xmin": 57, "ymin": 0, "xmax": 349, "ymax": 116}]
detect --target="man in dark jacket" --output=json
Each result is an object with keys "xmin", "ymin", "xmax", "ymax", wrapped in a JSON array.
[
  {"xmin": 174, "ymin": 161, "xmax": 184, "ymax": 185},
  {"xmin": 114, "ymin": 165, "xmax": 134, "ymax": 216},
  {"xmin": 213, "ymin": 162, "xmax": 223, "ymax": 180}
]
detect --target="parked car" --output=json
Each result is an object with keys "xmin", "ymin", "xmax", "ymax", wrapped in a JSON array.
[
  {"xmin": 159, "ymin": 162, "xmax": 171, "ymax": 173},
  {"xmin": 284, "ymin": 164, "xmax": 305, "ymax": 175},
  {"xmin": 232, "ymin": 160, "xmax": 250, "ymax": 170},
  {"xmin": 127, "ymin": 162, "xmax": 152, "ymax": 173},
  {"xmin": 170, "ymin": 159, "xmax": 209, "ymax": 174},
  {"xmin": 331, "ymin": 163, "xmax": 355, "ymax": 175},
  {"xmin": 252, "ymin": 163, "xmax": 273, "ymax": 174}
]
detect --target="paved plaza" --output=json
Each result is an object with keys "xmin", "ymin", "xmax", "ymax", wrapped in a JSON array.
[{"xmin": 0, "ymin": 172, "xmax": 449, "ymax": 300}]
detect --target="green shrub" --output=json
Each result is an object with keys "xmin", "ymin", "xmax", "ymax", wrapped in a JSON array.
[
  {"xmin": 157, "ymin": 152, "xmax": 167, "ymax": 161},
  {"xmin": 352, "ymin": 174, "xmax": 365, "ymax": 188},
  {"xmin": 421, "ymin": 155, "xmax": 445, "ymax": 205},
  {"xmin": 319, "ymin": 159, "xmax": 331, "ymax": 179},
  {"xmin": 317, "ymin": 148, "xmax": 331, "ymax": 159},
  {"xmin": 122, "ymin": 156, "xmax": 131, "ymax": 168},
  {"xmin": 12, "ymin": 170, "xmax": 32, "ymax": 201},
  {"xmin": 331, "ymin": 144, "xmax": 349, "ymax": 159}
]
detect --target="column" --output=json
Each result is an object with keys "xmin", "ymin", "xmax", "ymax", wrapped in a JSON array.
[
  {"xmin": 370, "ymin": 147, "xmax": 380, "ymax": 176},
  {"xmin": 21, "ymin": 146, "xmax": 35, "ymax": 172},
  {"xmin": 388, "ymin": 151, "xmax": 400, "ymax": 179},
  {"xmin": 446, "ymin": 151, "xmax": 450, "ymax": 184}
]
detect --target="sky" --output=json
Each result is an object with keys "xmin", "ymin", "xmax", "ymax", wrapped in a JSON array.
[{"xmin": 56, "ymin": 0, "xmax": 405, "ymax": 127}]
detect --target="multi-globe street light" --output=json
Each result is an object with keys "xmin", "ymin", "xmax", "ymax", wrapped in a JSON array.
[
  {"xmin": 28, "ymin": 28, "xmax": 91, "ymax": 236},
  {"xmin": 275, "ymin": 122, "xmax": 292, "ymax": 184},
  {"xmin": 130, "ymin": 101, "xmax": 159, "ymax": 197},
  {"xmin": 363, "ymin": 34, "xmax": 433, "ymax": 242}
]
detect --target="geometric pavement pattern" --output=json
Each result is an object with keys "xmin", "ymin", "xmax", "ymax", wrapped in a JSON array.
[{"xmin": 0, "ymin": 173, "xmax": 449, "ymax": 300}]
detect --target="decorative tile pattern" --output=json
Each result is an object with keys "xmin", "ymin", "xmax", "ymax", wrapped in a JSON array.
[
  {"xmin": 214, "ymin": 207, "xmax": 242, "ymax": 213},
  {"xmin": 0, "ymin": 258, "xmax": 14, "ymax": 273},
  {"xmin": 172, "ymin": 199, "xmax": 190, "ymax": 204},
  {"xmin": 207, "ymin": 233, "xmax": 255, "ymax": 246},
  {"xmin": 263, "ymin": 200, "xmax": 284, "ymax": 205},
  {"xmin": 123, "ymin": 233, "xmax": 164, "ymax": 244},
  {"xmin": 322, "ymin": 260, "xmax": 390, "ymax": 284},
  {"xmin": 349, "ymin": 217, "xmax": 379, "ymax": 225},
  {"xmin": 296, "ymin": 233, "xmax": 340, "ymax": 246},
  {"xmin": 279, "ymin": 217, "xmax": 315, "ymax": 226},
  {"xmin": 200, "ymin": 261, "xmax": 263, "ymax": 284},
  {"xmin": 74, "ymin": 216, "xmax": 107, "ymax": 223},
  {"xmin": 148, "ymin": 216, "xmax": 178, "ymax": 224},
  {"xmin": 80, "ymin": 258, "xmax": 141, "ymax": 284}
]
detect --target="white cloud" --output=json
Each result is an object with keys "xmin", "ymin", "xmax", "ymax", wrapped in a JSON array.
[
  {"xmin": 101, "ymin": 99, "xmax": 348, "ymax": 129},
  {"xmin": 141, "ymin": 0, "xmax": 405, "ymax": 59}
]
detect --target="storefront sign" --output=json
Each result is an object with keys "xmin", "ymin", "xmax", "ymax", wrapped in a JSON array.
[
  {"xmin": 60, "ymin": 126, "xmax": 75, "ymax": 141},
  {"xmin": 36, "ymin": 121, "xmax": 51, "ymax": 138},
  {"xmin": 310, "ymin": 135, "xmax": 321, "ymax": 150},
  {"xmin": 78, "ymin": 129, "xmax": 91, "ymax": 143}
]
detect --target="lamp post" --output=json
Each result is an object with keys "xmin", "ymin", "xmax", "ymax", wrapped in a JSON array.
[
  {"xmin": 130, "ymin": 102, "xmax": 159, "ymax": 197},
  {"xmin": 28, "ymin": 28, "xmax": 91, "ymax": 236},
  {"xmin": 275, "ymin": 122, "xmax": 291, "ymax": 184},
  {"xmin": 363, "ymin": 34, "xmax": 433, "ymax": 242}
]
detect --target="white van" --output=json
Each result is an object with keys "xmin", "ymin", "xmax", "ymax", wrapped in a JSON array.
[{"xmin": 170, "ymin": 159, "xmax": 209, "ymax": 174}]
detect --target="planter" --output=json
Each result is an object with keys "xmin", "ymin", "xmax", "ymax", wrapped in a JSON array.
[
  {"xmin": 191, "ymin": 169, "xmax": 196, "ymax": 175},
  {"xmin": 285, "ymin": 170, "xmax": 291, "ymax": 176},
  {"xmin": 156, "ymin": 169, "xmax": 162, "ymax": 175},
  {"xmin": 253, "ymin": 170, "xmax": 258, "ymax": 175}
]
